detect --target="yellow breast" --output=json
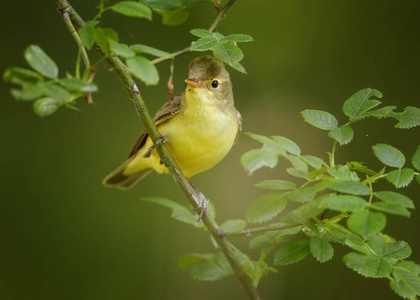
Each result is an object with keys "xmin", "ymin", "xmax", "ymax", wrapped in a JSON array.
[{"xmin": 158, "ymin": 93, "xmax": 238, "ymax": 177}]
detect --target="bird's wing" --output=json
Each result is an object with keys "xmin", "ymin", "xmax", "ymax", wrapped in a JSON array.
[
  {"xmin": 128, "ymin": 94, "xmax": 183, "ymax": 158},
  {"xmin": 234, "ymin": 110, "xmax": 243, "ymax": 144}
]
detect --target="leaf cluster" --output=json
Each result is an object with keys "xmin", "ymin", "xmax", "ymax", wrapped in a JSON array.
[
  {"xmin": 190, "ymin": 29, "xmax": 253, "ymax": 73},
  {"xmin": 145, "ymin": 88, "xmax": 420, "ymax": 299},
  {"xmin": 3, "ymin": 45, "xmax": 97, "ymax": 116}
]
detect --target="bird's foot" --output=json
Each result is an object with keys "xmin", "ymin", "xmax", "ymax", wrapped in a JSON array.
[
  {"xmin": 192, "ymin": 191, "xmax": 209, "ymax": 222},
  {"xmin": 143, "ymin": 134, "xmax": 167, "ymax": 158}
]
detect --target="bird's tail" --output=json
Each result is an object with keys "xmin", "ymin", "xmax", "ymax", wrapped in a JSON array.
[{"xmin": 103, "ymin": 159, "xmax": 152, "ymax": 190}]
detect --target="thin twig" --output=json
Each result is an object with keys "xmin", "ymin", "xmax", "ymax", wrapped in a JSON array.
[
  {"xmin": 52, "ymin": 1, "xmax": 261, "ymax": 299},
  {"xmin": 151, "ymin": 0, "xmax": 237, "ymax": 65},
  {"xmin": 222, "ymin": 222, "xmax": 301, "ymax": 237},
  {"xmin": 62, "ymin": 10, "xmax": 90, "ymax": 68}
]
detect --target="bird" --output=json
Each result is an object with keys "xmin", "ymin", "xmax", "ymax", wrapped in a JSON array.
[{"xmin": 103, "ymin": 56, "xmax": 242, "ymax": 189}]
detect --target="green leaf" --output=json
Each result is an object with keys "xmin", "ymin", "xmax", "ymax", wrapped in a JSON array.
[
  {"xmin": 365, "ymin": 255, "xmax": 392, "ymax": 278},
  {"xmin": 390, "ymin": 278, "xmax": 417, "ymax": 299},
  {"xmin": 126, "ymin": 56, "xmax": 159, "ymax": 85},
  {"xmin": 310, "ymin": 236, "xmax": 334, "ymax": 263},
  {"xmin": 328, "ymin": 165, "xmax": 359, "ymax": 181},
  {"xmin": 108, "ymin": 39, "xmax": 135, "ymax": 58},
  {"xmin": 130, "ymin": 44, "xmax": 173, "ymax": 58},
  {"xmin": 3, "ymin": 67, "xmax": 44, "ymax": 85},
  {"xmin": 274, "ymin": 239, "xmax": 310, "ymax": 265},
  {"xmin": 327, "ymin": 224, "xmax": 368, "ymax": 253},
  {"xmin": 392, "ymin": 266, "xmax": 420, "ymax": 296},
  {"xmin": 358, "ymin": 105, "xmax": 397, "ymax": 120},
  {"xmin": 246, "ymin": 133, "xmax": 285, "ymax": 155},
  {"xmin": 271, "ymin": 136, "xmax": 301, "ymax": 156},
  {"xmin": 179, "ymin": 253, "xmax": 215, "ymax": 270},
  {"xmin": 281, "ymin": 197, "xmax": 324, "ymax": 224},
  {"xmin": 343, "ymin": 252, "xmax": 376, "ymax": 277},
  {"xmin": 395, "ymin": 261, "xmax": 420, "ymax": 276},
  {"xmin": 190, "ymin": 36, "xmax": 219, "ymax": 51},
  {"xmin": 249, "ymin": 226, "xmax": 301, "ymax": 249},
  {"xmin": 301, "ymin": 109, "xmax": 338, "ymax": 130},
  {"xmin": 393, "ymin": 107, "xmax": 420, "ymax": 129},
  {"xmin": 241, "ymin": 149, "xmax": 278, "ymax": 175},
  {"xmin": 286, "ymin": 167, "xmax": 308, "ymax": 179},
  {"xmin": 347, "ymin": 208, "xmax": 386, "ymax": 239},
  {"xmin": 42, "ymin": 84, "xmax": 72, "ymax": 104},
  {"xmin": 212, "ymin": 42, "xmax": 244, "ymax": 66},
  {"xmin": 381, "ymin": 241, "xmax": 412, "ymax": 260},
  {"xmin": 412, "ymin": 145, "xmax": 420, "ymax": 171},
  {"xmin": 142, "ymin": 197, "xmax": 203, "ymax": 228},
  {"xmin": 24, "ymin": 45, "xmax": 58, "ymax": 79},
  {"xmin": 246, "ymin": 193, "xmax": 288, "ymax": 223},
  {"xmin": 372, "ymin": 144, "xmax": 405, "ymax": 168},
  {"xmin": 143, "ymin": 0, "xmax": 208, "ymax": 12},
  {"xmin": 386, "ymin": 168, "xmax": 415, "ymax": 188},
  {"xmin": 370, "ymin": 202, "xmax": 410, "ymax": 218},
  {"xmin": 59, "ymin": 78, "xmax": 97, "ymax": 93},
  {"xmin": 328, "ymin": 124, "xmax": 354, "ymax": 145},
  {"xmin": 220, "ymin": 220, "xmax": 246, "ymax": 232},
  {"xmin": 375, "ymin": 191, "xmax": 414, "ymax": 209},
  {"xmin": 111, "ymin": 1, "xmax": 152, "ymax": 20},
  {"xmin": 286, "ymin": 155, "xmax": 308, "ymax": 171},
  {"xmin": 230, "ymin": 61, "xmax": 246, "ymax": 73},
  {"xmin": 319, "ymin": 195, "xmax": 368, "ymax": 212},
  {"xmin": 10, "ymin": 83, "xmax": 46, "ymax": 101},
  {"xmin": 190, "ymin": 28, "xmax": 213, "ymax": 37},
  {"xmin": 254, "ymin": 180, "xmax": 296, "ymax": 190},
  {"xmin": 95, "ymin": 27, "xmax": 110, "ymax": 56},
  {"xmin": 78, "ymin": 21, "xmax": 96, "ymax": 49},
  {"xmin": 301, "ymin": 155, "xmax": 325, "ymax": 169},
  {"xmin": 162, "ymin": 8, "xmax": 189, "ymax": 26},
  {"xmin": 222, "ymin": 34, "xmax": 254, "ymax": 43},
  {"xmin": 287, "ymin": 188, "xmax": 315, "ymax": 203},
  {"xmin": 342, "ymin": 88, "xmax": 383, "ymax": 120},
  {"xmin": 347, "ymin": 161, "xmax": 378, "ymax": 176},
  {"xmin": 330, "ymin": 180, "xmax": 371, "ymax": 196},
  {"xmin": 33, "ymin": 97, "xmax": 59, "ymax": 117},
  {"xmin": 190, "ymin": 263, "xmax": 231, "ymax": 281}
]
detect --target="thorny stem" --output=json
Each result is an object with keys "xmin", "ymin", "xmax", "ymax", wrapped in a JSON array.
[
  {"xmin": 52, "ymin": 1, "xmax": 261, "ymax": 299},
  {"xmin": 151, "ymin": 0, "xmax": 237, "ymax": 65}
]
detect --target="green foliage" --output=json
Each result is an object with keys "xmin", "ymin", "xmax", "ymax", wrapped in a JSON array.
[
  {"xmin": 190, "ymin": 29, "xmax": 253, "ymax": 72},
  {"xmin": 4, "ymin": 45, "xmax": 97, "ymax": 117},
  {"xmin": 111, "ymin": 1, "xmax": 152, "ymax": 20},
  {"xmin": 237, "ymin": 88, "xmax": 420, "ymax": 298},
  {"xmin": 4, "ymin": 0, "xmax": 251, "ymax": 117}
]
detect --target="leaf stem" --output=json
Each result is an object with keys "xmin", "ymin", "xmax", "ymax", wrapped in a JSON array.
[
  {"xmin": 223, "ymin": 222, "xmax": 301, "ymax": 237},
  {"xmin": 151, "ymin": 46, "xmax": 191, "ymax": 65},
  {"xmin": 52, "ymin": 1, "xmax": 261, "ymax": 299}
]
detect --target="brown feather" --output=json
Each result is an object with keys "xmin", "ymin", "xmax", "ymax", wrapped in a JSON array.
[{"xmin": 128, "ymin": 94, "xmax": 183, "ymax": 158}]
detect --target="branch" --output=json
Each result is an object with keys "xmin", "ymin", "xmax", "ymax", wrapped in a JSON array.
[
  {"xmin": 52, "ymin": 1, "xmax": 261, "ymax": 299},
  {"xmin": 150, "ymin": 0, "xmax": 237, "ymax": 65},
  {"xmin": 62, "ymin": 10, "xmax": 90, "ymax": 68}
]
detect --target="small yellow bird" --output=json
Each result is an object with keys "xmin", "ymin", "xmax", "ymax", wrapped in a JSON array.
[{"xmin": 103, "ymin": 56, "xmax": 242, "ymax": 189}]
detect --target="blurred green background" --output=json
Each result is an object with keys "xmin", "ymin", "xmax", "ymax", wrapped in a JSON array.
[{"xmin": 1, "ymin": 0, "xmax": 420, "ymax": 299}]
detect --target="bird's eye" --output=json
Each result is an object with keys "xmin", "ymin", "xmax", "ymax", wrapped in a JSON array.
[{"xmin": 211, "ymin": 80, "xmax": 219, "ymax": 88}]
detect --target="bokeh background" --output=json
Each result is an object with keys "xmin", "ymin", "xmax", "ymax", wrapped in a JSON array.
[{"xmin": 1, "ymin": 0, "xmax": 420, "ymax": 299}]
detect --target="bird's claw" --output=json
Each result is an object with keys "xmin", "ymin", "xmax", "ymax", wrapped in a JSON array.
[
  {"xmin": 192, "ymin": 192, "xmax": 209, "ymax": 222},
  {"xmin": 143, "ymin": 134, "xmax": 167, "ymax": 158}
]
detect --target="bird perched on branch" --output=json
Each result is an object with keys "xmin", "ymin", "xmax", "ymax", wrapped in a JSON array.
[{"xmin": 103, "ymin": 56, "xmax": 242, "ymax": 189}]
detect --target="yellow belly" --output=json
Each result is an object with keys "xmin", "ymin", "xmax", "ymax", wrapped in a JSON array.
[{"xmin": 124, "ymin": 106, "xmax": 238, "ymax": 178}]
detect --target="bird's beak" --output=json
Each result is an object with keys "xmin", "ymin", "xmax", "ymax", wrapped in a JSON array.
[{"xmin": 185, "ymin": 78, "xmax": 207, "ymax": 89}]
